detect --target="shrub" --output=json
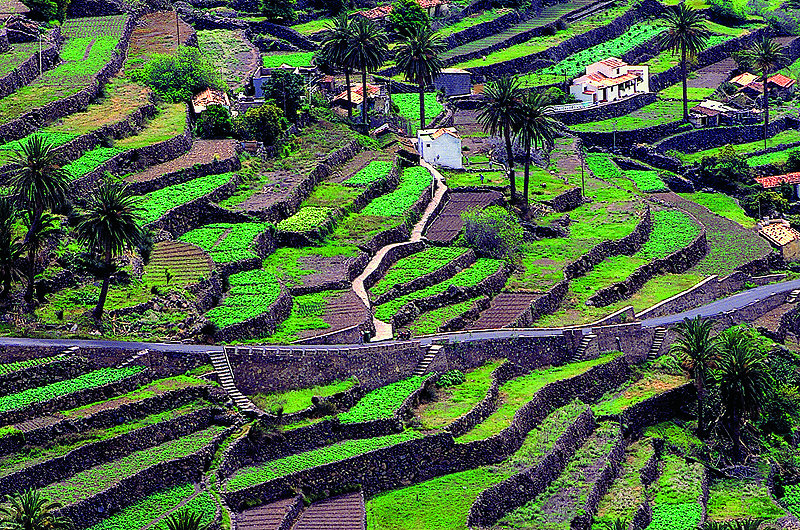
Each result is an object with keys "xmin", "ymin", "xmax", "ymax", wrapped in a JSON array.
[
  {"xmin": 258, "ymin": 71, "xmax": 304, "ymax": 121},
  {"xmin": 130, "ymin": 46, "xmax": 226, "ymax": 103},
  {"xmin": 234, "ymin": 102, "xmax": 288, "ymax": 146},
  {"xmin": 388, "ymin": 0, "xmax": 429, "ymax": 37},
  {"xmin": 437, "ymin": 370, "xmax": 466, "ymax": 388},
  {"xmin": 260, "ymin": 0, "xmax": 296, "ymax": 23},
  {"xmin": 462, "ymin": 205, "xmax": 522, "ymax": 260},
  {"xmin": 194, "ymin": 105, "xmax": 233, "ymax": 139}
]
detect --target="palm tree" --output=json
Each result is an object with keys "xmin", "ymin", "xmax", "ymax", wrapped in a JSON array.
[
  {"xmin": 19, "ymin": 212, "xmax": 60, "ymax": 305},
  {"xmin": 165, "ymin": 509, "xmax": 206, "ymax": 530},
  {"xmin": 0, "ymin": 197, "xmax": 22, "ymax": 298},
  {"xmin": 395, "ymin": 25, "xmax": 445, "ymax": 130},
  {"xmin": 478, "ymin": 76, "xmax": 523, "ymax": 202},
  {"xmin": 6, "ymin": 135, "xmax": 70, "ymax": 302},
  {"xmin": 715, "ymin": 332, "xmax": 772, "ymax": 462},
  {"xmin": 670, "ymin": 316, "xmax": 718, "ymax": 437},
  {"xmin": 744, "ymin": 36, "xmax": 787, "ymax": 149},
  {"xmin": 515, "ymin": 91, "xmax": 557, "ymax": 205},
  {"xmin": 346, "ymin": 16, "xmax": 389, "ymax": 125},
  {"xmin": 75, "ymin": 181, "xmax": 145, "ymax": 320},
  {"xmin": 0, "ymin": 489, "xmax": 72, "ymax": 530},
  {"xmin": 321, "ymin": 14, "xmax": 355, "ymax": 121},
  {"xmin": 659, "ymin": 4, "xmax": 711, "ymax": 121}
]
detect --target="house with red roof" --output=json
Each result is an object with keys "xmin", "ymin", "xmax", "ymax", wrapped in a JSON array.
[
  {"xmin": 758, "ymin": 218, "xmax": 800, "ymax": 261},
  {"xmin": 331, "ymin": 84, "xmax": 389, "ymax": 116},
  {"xmin": 356, "ymin": 0, "xmax": 450, "ymax": 20},
  {"xmin": 569, "ymin": 57, "xmax": 649, "ymax": 105}
]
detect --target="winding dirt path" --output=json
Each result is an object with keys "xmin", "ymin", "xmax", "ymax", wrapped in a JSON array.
[{"xmin": 352, "ymin": 160, "xmax": 448, "ymax": 341}]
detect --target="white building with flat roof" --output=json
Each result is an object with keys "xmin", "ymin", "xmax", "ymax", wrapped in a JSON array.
[{"xmin": 569, "ymin": 57, "xmax": 649, "ymax": 105}]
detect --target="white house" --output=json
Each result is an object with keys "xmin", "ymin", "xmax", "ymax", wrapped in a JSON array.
[
  {"xmin": 417, "ymin": 127, "xmax": 462, "ymax": 169},
  {"xmin": 569, "ymin": 57, "xmax": 649, "ymax": 105}
]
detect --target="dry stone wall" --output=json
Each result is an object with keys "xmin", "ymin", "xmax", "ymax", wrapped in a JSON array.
[{"xmin": 0, "ymin": 27, "xmax": 63, "ymax": 100}]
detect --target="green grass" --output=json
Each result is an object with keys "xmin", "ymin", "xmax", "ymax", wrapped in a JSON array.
[
  {"xmin": 677, "ymin": 129, "xmax": 800, "ymax": 165},
  {"xmin": 338, "ymin": 376, "xmax": 429, "ymax": 424},
  {"xmin": 748, "ymin": 145, "xmax": 800, "ymax": 167},
  {"xmin": 457, "ymin": 353, "xmax": 620, "ymax": 442},
  {"xmin": 115, "ymin": 103, "xmax": 186, "ymax": 150},
  {"xmin": 205, "ymin": 269, "xmax": 282, "ymax": 329},
  {"xmin": 625, "ymin": 170, "xmax": 667, "ymax": 193},
  {"xmin": 362, "ymin": 166, "xmax": 432, "ymax": 218},
  {"xmin": 250, "ymin": 378, "xmax": 355, "ymax": 415},
  {"xmin": 406, "ymin": 297, "xmax": 484, "ymax": 336},
  {"xmin": 391, "ymin": 93, "xmax": 442, "ymax": 132},
  {"xmin": 592, "ymin": 372, "xmax": 688, "ymax": 416},
  {"xmin": 84, "ymin": 484, "xmax": 210, "ymax": 530},
  {"xmin": 366, "ymin": 400, "xmax": 587, "ymax": 530},
  {"xmin": 290, "ymin": 18, "xmax": 334, "ymax": 35},
  {"xmin": 592, "ymin": 439, "xmax": 655, "ymax": 529},
  {"xmin": 40, "ymin": 425, "xmax": 227, "ymax": 505},
  {"xmin": 370, "ymin": 247, "xmax": 470, "ymax": 298},
  {"xmin": 415, "ymin": 360, "xmax": 503, "ymax": 430},
  {"xmin": 179, "ymin": 222, "xmax": 271, "ymax": 264},
  {"xmin": 571, "ymin": 99, "xmax": 691, "ymax": 132},
  {"xmin": 442, "ymin": 170, "xmax": 507, "ymax": 188},
  {"xmin": 262, "ymin": 51, "xmax": 314, "ymax": 68},
  {"xmin": 138, "ymin": 172, "xmax": 233, "ymax": 226},
  {"xmin": 438, "ymin": 9, "xmax": 509, "ymax": 37},
  {"xmin": 374, "ymin": 259, "xmax": 505, "ymax": 323},
  {"xmin": 226, "ymin": 430, "xmax": 422, "ymax": 491},
  {"xmin": 0, "ymin": 367, "xmax": 145, "ymax": 414},
  {"xmin": 679, "ymin": 192, "xmax": 755, "ymax": 228},
  {"xmin": 262, "ymin": 290, "xmax": 343, "ymax": 344},
  {"xmin": 707, "ymin": 479, "xmax": 786, "ymax": 521}
]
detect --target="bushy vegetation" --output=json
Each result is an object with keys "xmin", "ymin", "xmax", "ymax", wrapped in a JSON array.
[
  {"xmin": 130, "ymin": 46, "xmax": 226, "ymax": 103},
  {"xmin": 339, "ymin": 376, "xmax": 429, "ymax": 423}
]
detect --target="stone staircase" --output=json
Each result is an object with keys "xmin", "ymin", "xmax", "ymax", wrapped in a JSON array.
[
  {"xmin": 569, "ymin": 334, "xmax": 596, "ymax": 363},
  {"xmin": 413, "ymin": 345, "xmax": 441, "ymax": 376},
  {"xmin": 212, "ymin": 348, "xmax": 258, "ymax": 413},
  {"xmin": 117, "ymin": 349, "xmax": 149, "ymax": 369},
  {"xmin": 647, "ymin": 327, "xmax": 668, "ymax": 362}
]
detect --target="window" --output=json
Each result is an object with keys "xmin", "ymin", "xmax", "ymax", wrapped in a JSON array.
[{"xmin": 426, "ymin": 143, "xmax": 431, "ymax": 148}]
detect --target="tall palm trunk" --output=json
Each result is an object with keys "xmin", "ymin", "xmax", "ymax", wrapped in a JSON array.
[
  {"xmin": 504, "ymin": 126, "xmax": 516, "ymax": 203},
  {"xmin": 695, "ymin": 370, "xmax": 706, "ymax": 437},
  {"xmin": 93, "ymin": 247, "xmax": 112, "ymax": 319},
  {"xmin": 419, "ymin": 82, "xmax": 426, "ymax": 129},
  {"xmin": 523, "ymin": 135, "xmax": 531, "ymax": 205},
  {"xmin": 2, "ymin": 266, "xmax": 10, "ymax": 298},
  {"xmin": 730, "ymin": 412, "xmax": 744, "ymax": 462},
  {"xmin": 362, "ymin": 69, "xmax": 369, "ymax": 125},
  {"xmin": 345, "ymin": 69, "xmax": 353, "ymax": 121},
  {"xmin": 23, "ymin": 207, "xmax": 42, "ymax": 303},
  {"xmin": 681, "ymin": 41, "xmax": 689, "ymax": 121},
  {"xmin": 763, "ymin": 73, "xmax": 769, "ymax": 150}
]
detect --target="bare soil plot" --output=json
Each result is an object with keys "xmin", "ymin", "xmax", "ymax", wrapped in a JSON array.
[
  {"xmin": 469, "ymin": 292, "xmax": 539, "ymax": 330},
  {"xmin": 196, "ymin": 29, "xmax": 260, "ymax": 90},
  {"xmin": 237, "ymin": 498, "xmax": 297, "ymax": 530},
  {"xmin": 292, "ymin": 492, "xmax": 365, "ymax": 530},
  {"xmin": 425, "ymin": 190, "xmax": 504, "ymax": 243},
  {"xmin": 126, "ymin": 11, "xmax": 195, "ymax": 66},
  {"xmin": 143, "ymin": 240, "xmax": 212, "ymax": 286},
  {"xmin": 126, "ymin": 139, "xmax": 237, "ymax": 184},
  {"xmin": 311, "ymin": 290, "xmax": 370, "ymax": 338}
]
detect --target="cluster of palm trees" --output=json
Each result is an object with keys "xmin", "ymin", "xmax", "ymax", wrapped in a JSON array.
[
  {"xmin": 477, "ymin": 76, "xmax": 558, "ymax": 205},
  {"xmin": 661, "ymin": 4, "xmax": 788, "ymax": 148},
  {"xmin": 3, "ymin": 135, "xmax": 146, "ymax": 319},
  {"xmin": 671, "ymin": 317, "xmax": 774, "ymax": 462},
  {"xmin": 320, "ymin": 15, "xmax": 446, "ymax": 129}
]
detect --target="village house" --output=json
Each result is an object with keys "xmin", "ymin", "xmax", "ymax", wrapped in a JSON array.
[
  {"xmin": 356, "ymin": 0, "xmax": 450, "ymax": 20},
  {"xmin": 759, "ymin": 218, "xmax": 800, "ymax": 261},
  {"xmin": 734, "ymin": 72, "xmax": 797, "ymax": 101},
  {"xmin": 688, "ymin": 100, "xmax": 739, "ymax": 128},
  {"xmin": 251, "ymin": 64, "xmax": 315, "ymax": 99},
  {"xmin": 417, "ymin": 127, "xmax": 462, "ymax": 169},
  {"xmin": 331, "ymin": 84, "xmax": 390, "ymax": 116},
  {"xmin": 191, "ymin": 87, "xmax": 230, "ymax": 116},
  {"xmin": 569, "ymin": 57, "xmax": 649, "ymax": 105},
  {"xmin": 433, "ymin": 68, "xmax": 472, "ymax": 97},
  {"xmin": 755, "ymin": 172, "xmax": 800, "ymax": 200}
]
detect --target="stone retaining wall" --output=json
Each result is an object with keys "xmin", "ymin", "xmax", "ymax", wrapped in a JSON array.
[
  {"xmin": 438, "ymin": 295, "xmax": 491, "ymax": 333},
  {"xmin": 573, "ymin": 423, "xmax": 627, "ymax": 530},
  {"xmin": 447, "ymin": 361, "xmax": 523, "ymax": 438},
  {"xmin": 467, "ymin": 406, "xmax": 597, "ymax": 527},
  {"xmin": 59, "ymin": 423, "xmax": 236, "ymax": 529},
  {"xmin": 443, "ymin": 10, "xmax": 521, "ymax": 55},
  {"xmin": 655, "ymin": 116, "xmax": 795, "ymax": 155},
  {"xmin": 0, "ymin": 14, "xmax": 136, "ymax": 143},
  {"xmin": 72, "ymin": 105, "xmax": 193, "ymax": 197},
  {"xmin": 362, "ymin": 241, "xmax": 427, "ymax": 292},
  {"xmin": 249, "ymin": 20, "xmax": 316, "ymax": 50},
  {"xmin": 390, "ymin": 261, "xmax": 511, "ymax": 328},
  {"xmin": 511, "ymin": 280, "xmax": 570, "ymax": 327},
  {"xmin": 373, "ymin": 249, "xmax": 476, "ymax": 306},
  {"xmin": 127, "ymin": 147, "xmax": 242, "ymax": 195},
  {"xmin": 0, "ymin": 27, "xmax": 63, "ymax": 100},
  {"xmin": 465, "ymin": 0, "xmax": 661, "ymax": 83},
  {"xmin": 555, "ymin": 93, "xmax": 658, "ymax": 126},
  {"xmin": 226, "ymin": 341, "xmax": 426, "ymax": 395},
  {"xmin": 0, "ymin": 407, "xmax": 214, "ymax": 496},
  {"xmin": 213, "ymin": 285, "xmax": 293, "ymax": 343},
  {"xmin": 587, "ymin": 224, "xmax": 708, "ymax": 307},
  {"xmin": 146, "ymin": 171, "xmax": 242, "ymax": 238},
  {"xmin": 247, "ymin": 140, "xmax": 362, "ymax": 224},
  {"xmin": 575, "ymin": 121, "xmax": 694, "ymax": 150},
  {"xmin": 544, "ymin": 186, "xmax": 583, "ymax": 213},
  {"xmin": 565, "ymin": 206, "xmax": 653, "ymax": 279},
  {"xmin": 622, "ymin": 383, "xmax": 696, "ymax": 434},
  {"xmin": 0, "ymin": 368, "xmax": 150, "ymax": 426},
  {"xmin": 0, "ymin": 355, "xmax": 92, "ymax": 397}
]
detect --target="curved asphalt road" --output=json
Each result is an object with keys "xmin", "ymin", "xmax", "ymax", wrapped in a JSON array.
[{"xmin": 0, "ymin": 279, "xmax": 798, "ymax": 353}]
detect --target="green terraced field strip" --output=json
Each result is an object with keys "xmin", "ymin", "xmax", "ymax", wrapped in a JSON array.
[
  {"xmin": 137, "ymin": 172, "xmax": 233, "ymax": 226},
  {"xmin": 205, "ymin": 269, "xmax": 281, "ymax": 329},
  {"xmin": 457, "ymin": 353, "xmax": 620, "ymax": 442},
  {"xmin": 707, "ymin": 479, "xmax": 786, "ymax": 521},
  {"xmin": 40, "ymin": 425, "xmax": 227, "ymax": 505},
  {"xmin": 226, "ymin": 430, "xmax": 422, "ymax": 491},
  {"xmin": 261, "ymin": 289, "xmax": 343, "ymax": 344},
  {"xmin": 676, "ymin": 129, "xmax": 800, "ymax": 165},
  {"xmin": 180, "ymin": 222, "xmax": 271, "ymax": 264},
  {"xmin": 0, "ymin": 354, "xmax": 65, "ymax": 375},
  {"xmin": 591, "ymin": 439, "xmax": 655, "ymax": 529},
  {"xmin": 250, "ymin": 379, "xmax": 355, "ymax": 415},
  {"xmin": 370, "ymin": 247, "xmax": 471, "ymax": 298}
]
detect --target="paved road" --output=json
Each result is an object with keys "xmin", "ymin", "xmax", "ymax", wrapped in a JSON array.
[{"xmin": 0, "ymin": 279, "xmax": 797, "ymax": 353}]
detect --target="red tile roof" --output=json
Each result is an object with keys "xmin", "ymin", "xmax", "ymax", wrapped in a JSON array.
[
  {"xmin": 755, "ymin": 172, "xmax": 800, "ymax": 188},
  {"xmin": 769, "ymin": 73, "xmax": 796, "ymax": 88},
  {"xmin": 599, "ymin": 57, "xmax": 627, "ymax": 68}
]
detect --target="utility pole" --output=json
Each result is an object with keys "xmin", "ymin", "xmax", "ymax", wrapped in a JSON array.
[
  {"xmin": 38, "ymin": 28, "xmax": 42, "ymax": 76},
  {"xmin": 176, "ymin": 8, "xmax": 180, "ymax": 49}
]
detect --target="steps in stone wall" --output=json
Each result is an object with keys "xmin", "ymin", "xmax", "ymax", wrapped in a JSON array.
[
  {"xmin": 213, "ymin": 348, "xmax": 258, "ymax": 413},
  {"xmin": 646, "ymin": 328, "xmax": 667, "ymax": 362}
]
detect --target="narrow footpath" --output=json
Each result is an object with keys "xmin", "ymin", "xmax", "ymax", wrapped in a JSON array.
[{"xmin": 351, "ymin": 160, "xmax": 448, "ymax": 341}]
